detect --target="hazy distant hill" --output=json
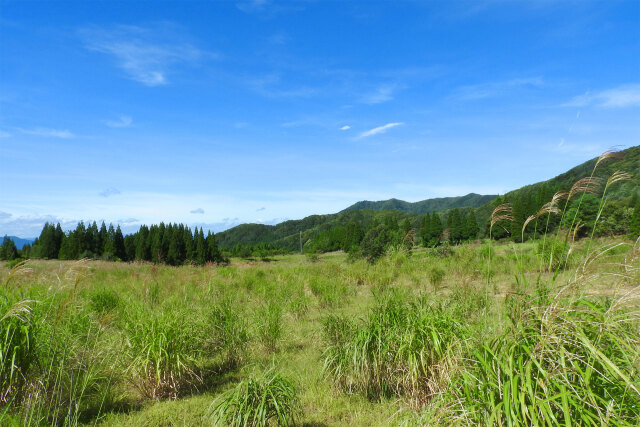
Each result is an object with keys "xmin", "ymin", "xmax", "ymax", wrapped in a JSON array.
[
  {"xmin": 342, "ymin": 193, "xmax": 496, "ymax": 214},
  {"xmin": 4, "ymin": 236, "xmax": 36, "ymax": 250}
]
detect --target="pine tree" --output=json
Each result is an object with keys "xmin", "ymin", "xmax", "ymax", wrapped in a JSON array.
[
  {"xmin": 429, "ymin": 214, "xmax": 443, "ymax": 247},
  {"xmin": 466, "ymin": 209, "xmax": 479, "ymax": 240},
  {"xmin": 103, "ymin": 224, "xmax": 116, "ymax": 259},
  {"xmin": 124, "ymin": 234, "xmax": 136, "ymax": 261},
  {"xmin": 135, "ymin": 225, "xmax": 151, "ymax": 261},
  {"xmin": 183, "ymin": 227, "xmax": 194, "ymax": 261},
  {"xmin": 98, "ymin": 222, "xmax": 108, "ymax": 255},
  {"xmin": 0, "ymin": 236, "xmax": 18, "ymax": 260},
  {"xmin": 195, "ymin": 228, "xmax": 206, "ymax": 265},
  {"xmin": 206, "ymin": 231, "xmax": 221, "ymax": 263},
  {"xmin": 114, "ymin": 225, "xmax": 126, "ymax": 260},
  {"xmin": 420, "ymin": 213, "xmax": 432, "ymax": 247},
  {"xmin": 86, "ymin": 221, "xmax": 100, "ymax": 256}
]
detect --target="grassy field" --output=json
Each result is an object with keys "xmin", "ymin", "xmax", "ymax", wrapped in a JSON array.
[{"xmin": 1, "ymin": 236, "xmax": 639, "ymax": 426}]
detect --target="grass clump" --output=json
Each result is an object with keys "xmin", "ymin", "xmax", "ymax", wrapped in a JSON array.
[
  {"xmin": 255, "ymin": 302, "xmax": 283, "ymax": 353},
  {"xmin": 209, "ymin": 369, "xmax": 301, "ymax": 427},
  {"xmin": 209, "ymin": 297, "xmax": 249, "ymax": 368},
  {"xmin": 124, "ymin": 305, "xmax": 207, "ymax": 399},
  {"xmin": 453, "ymin": 291, "xmax": 640, "ymax": 426},
  {"xmin": 323, "ymin": 292, "xmax": 465, "ymax": 405}
]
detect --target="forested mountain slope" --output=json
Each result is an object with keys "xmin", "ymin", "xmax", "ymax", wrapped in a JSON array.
[
  {"xmin": 342, "ymin": 193, "xmax": 496, "ymax": 214},
  {"xmin": 217, "ymin": 146, "xmax": 639, "ymax": 251}
]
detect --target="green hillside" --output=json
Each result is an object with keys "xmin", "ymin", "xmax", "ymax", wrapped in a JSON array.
[
  {"xmin": 472, "ymin": 145, "xmax": 640, "ymax": 225},
  {"xmin": 342, "ymin": 193, "xmax": 496, "ymax": 214},
  {"xmin": 216, "ymin": 146, "xmax": 639, "ymax": 251}
]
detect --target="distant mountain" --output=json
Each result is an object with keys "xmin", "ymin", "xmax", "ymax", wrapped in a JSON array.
[
  {"xmin": 342, "ymin": 193, "xmax": 497, "ymax": 214},
  {"xmin": 3, "ymin": 236, "xmax": 36, "ymax": 250},
  {"xmin": 216, "ymin": 194, "xmax": 496, "ymax": 251},
  {"xmin": 217, "ymin": 145, "xmax": 639, "ymax": 251}
]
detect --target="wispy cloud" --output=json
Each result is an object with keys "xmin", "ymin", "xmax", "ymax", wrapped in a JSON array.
[
  {"xmin": 21, "ymin": 128, "xmax": 74, "ymax": 138},
  {"xmin": 99, "ymin": 187, "xmax": 121, "ymax": 198},
  {"xmin": 256, "ymin": 207, "xmax": 266, "ymax": 212},
  {"xmin": 548, "ymin": 138, "xmax": 603, "ymax": 155},
  {"xmin": 0, "ymin": 211, "xmax": 11, "ymax": 220},
  {"xmin": 237, "ymin": 0, "xmax": 270, "ymax": 13},
  {"xmin": 563, "ymin": 84, "xmax": 640, "ymax": 108},
  {"xmin": 453, "ymin": 76, "xmax": 544, "ymax": 100},
  {"xmin": 190, "ymin": 208, "xmax": 205, "ymax": 214},
  {"xmin": 340, "ymin": 125, "xmax": 351, "ymax": 131},
  {"xmin": 80, "ymin": 24, "xmax": 205, "ymax": 86},
  {"xmin": 0, "ymin": 131, "xmax": 10, "ymax": 138},
  {"xmin": 105, "ymin": 115, "xmax": 132, "ymax": 128},
  {"xmin": 361, "ymin": 83, "xmax": 400, "ymax": 104},
  {"xmin": 249, "ymin": 73, "xmax": 317, "ymax": 98},
  {"xmin": 358, "ymin": 122, "xmax": 404, "ymax": 138}
]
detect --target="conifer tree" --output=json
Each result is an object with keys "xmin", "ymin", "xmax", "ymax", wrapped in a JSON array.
[
  {"xmin": 0, "ymin": 236, "xmax": 18, "ymax": 260},
  {"xmin": 206, "ymin": 231, "xmax": 221, "ymax": 263},
  {"xmin": 136, "ymin": 225, "xmax": 151, "ymax": 261},
  {"xmin": 420, "ymin": 213, "xmax": 431, "ymax": 247},
  {"xmin": 466, "ymin": 209, "xmax": 479, "ymax": 240},
  {"xmin": 429, "ymin": 214, "xmax": 443, "ymax": 247},
  {"xmin": 98, "ymin": 222, "xmax": 108, "ymax": 255},
  {"xmin": 195, "ymin": 227, "xmax": 207, "ymax": 265},
  {"xmin": 114, "ymin": 225, "xmax": 126, "ymax": 260}
]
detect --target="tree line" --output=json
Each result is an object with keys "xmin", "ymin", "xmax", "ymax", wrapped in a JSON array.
[{"xmin": 1, "ymin": 222, "xmax": 226, "ymax": 265}]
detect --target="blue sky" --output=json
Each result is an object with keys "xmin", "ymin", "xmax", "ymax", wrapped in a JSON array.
[{"xmin": 1, "ymin": 0, "xmax": 639, "ymax": 237}]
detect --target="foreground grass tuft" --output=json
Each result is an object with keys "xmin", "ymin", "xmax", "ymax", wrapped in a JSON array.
[{"xmin": 209, "ymin": 369, "xmax": 301, "ymax": 427}]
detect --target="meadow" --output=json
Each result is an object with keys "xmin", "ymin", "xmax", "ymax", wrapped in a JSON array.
[{"xmin": 1, "ymin": 233, "xmax": 639, "ymax": 426}]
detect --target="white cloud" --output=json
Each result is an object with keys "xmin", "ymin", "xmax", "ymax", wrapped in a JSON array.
[
  {"xmin": 190, "ymin": 208, "xmax": 205, "ymax": 214},
  {"xmin": 249, "ymin": 74, "xmax": 317, "ymax": 98},
  {"xmin": 358, "ymin": 122, "xmax": 404, "ymax": 138},
  {"xmin": 99, "ymin": 188, "xmax": 121, "ymax": 197},
  {"xmin": 453, "ymin": 76, "xmax": 544, "ymax": 100},
  {"xmin": 564, "ymin": 84, "xmax": 640, "ymax": 108},
  {"xmin": 106, "ymin": 115, "xmax": 133, "ymax": 128},
  {"xmin": 361, "ymin": 84, "xmax": 399, "ymax": 104},
  {"xmin": 340, "ymin": 125, "xmax": 351, "ymax": 130},
  {"xmin": 21, "ymin": 128, "xmax": 74, "ymax": 138},
  {"xmin": 80, "ymin": 25, "xmax": 204, "ymax": 86}
]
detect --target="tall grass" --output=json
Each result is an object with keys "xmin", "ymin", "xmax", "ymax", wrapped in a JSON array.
[
  {"xmin": 453, "ymin": 291, "xmax": 640, "ymax": 425},
  {"xmin": 124, "ymin": 303, "xmax": 207, "ymax": 399},
  {"xmin": 209, "ymin": 369, "xmax": 301, "ymax": 427},
  {"xmin": 322, "ymin": 291, "xmax": 465, "ymax": 405}
]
